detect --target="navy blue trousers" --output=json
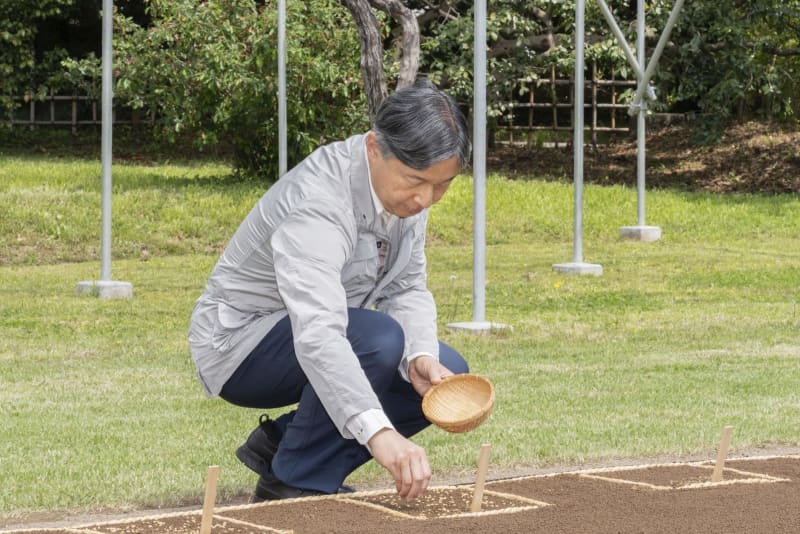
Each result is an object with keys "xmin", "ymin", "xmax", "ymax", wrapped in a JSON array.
[{"xmin": 220, "ymin": 308, "xmax": 468, "ymax": 493}]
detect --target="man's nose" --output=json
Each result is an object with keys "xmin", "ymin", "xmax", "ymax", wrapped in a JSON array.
[{"xmin": 415, "ymin": 185, "xmax": 436, "ymax": 208}]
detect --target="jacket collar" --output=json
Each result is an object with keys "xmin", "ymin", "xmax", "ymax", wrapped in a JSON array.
[{"xmin": 349, "ymin": 133, "xmax": 378, "ymax": 232}]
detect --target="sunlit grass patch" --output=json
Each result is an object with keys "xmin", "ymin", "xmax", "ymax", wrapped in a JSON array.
[{"xmin": 0, "ymin": 156, "xmax": 798, "ymax": 517}]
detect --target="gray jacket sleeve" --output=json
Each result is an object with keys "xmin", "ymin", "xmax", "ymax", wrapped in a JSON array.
[
  {"xmin": 376, "ymin": 215, "xmax": 439, "ymax": 381},
  {"xmin": 271, "ymin": 198, "xmax": 384, "ymax": 436}
]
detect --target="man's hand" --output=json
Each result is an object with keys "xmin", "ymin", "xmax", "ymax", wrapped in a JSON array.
[
  {"xmin": 368, "ymin": 428, "xmax": 431, "ymax": 500},
  {"xmin": 408, "ymin": 355, "xmax": 453, "ymax": 397}
]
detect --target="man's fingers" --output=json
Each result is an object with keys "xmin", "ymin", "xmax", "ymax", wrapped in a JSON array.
[
  {"xmin": 398, "ymin": 459, "xmax": 413, "ymax": 499},
  {"xmin": 410, "ymin": 455, "xmax": 431, "ymax": 499},
  {"xmin": 398, "ymin": 450, "xmax": 431, "ymax": 501},
  {"xmin": 429, "ymin": 366, "xmax": 454, "ymax": 387},
  {"xmin": 425, "ymin": 359, "xmax": 455, "ymax": 384},
  {"xmin": 369, "ymin": 430, "xmax": 432, "ymax": 501},
  {"xmin": 393, "ymin": 467, "xmax": 402, "ymax": 494},
  {"xmin": 427, "ymin": 367, "xmax": 443, "ymax": 385}
]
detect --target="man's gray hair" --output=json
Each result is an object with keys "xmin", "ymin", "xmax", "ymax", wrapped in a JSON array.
[{"xmin": 372, "ymin": 79, "xmax": 471, "ymax": 170}]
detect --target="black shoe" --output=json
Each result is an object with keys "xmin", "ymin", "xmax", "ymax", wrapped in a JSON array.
[
  {"xmin": 251, "ymin": 474, "xmax": 357, "ymax": 503},
  {"xmin": 236, "ymin": 414, "xmax": 281, "ymax": 476},
  {"xmin": 253, "ymin": 473, "xmax": 326, "ymax": 502}
]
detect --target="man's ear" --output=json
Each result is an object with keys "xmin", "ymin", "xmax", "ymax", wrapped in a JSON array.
[{"xmin": 365, "ymin": 131, "xmax": 381, "ymax": 161}]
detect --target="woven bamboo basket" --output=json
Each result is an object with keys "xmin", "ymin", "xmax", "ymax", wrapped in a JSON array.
[{"xmin": 421, "ymin": 374, "xmax": 495, "ymax": 433}]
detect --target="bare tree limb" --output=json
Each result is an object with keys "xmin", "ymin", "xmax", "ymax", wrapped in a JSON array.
[
  {"xmin": 487, "ymin": 5, "xmax": 558, "ymax": 59},
  {"xmin": 487, "ymin": 31, "xmax": 607, "ymax": 60},
  {"xmin": 367, "ymin": 0, "xmax": 420, "ymax": 88},
  {"xmin": 488, "ymin": 34, "xmax": 561, "ymax": 59},
  {"xmin": 766, "ymin": 46, "xmax": 800, "ymax": 56},
  {"xmin": 342, "ymin": 0, "xmax": 422, "ymax": 118},
  {"xmin": 702, "ymin": 42, "xmax": 800, "ymax": 56},
  {"xmin": 342, "ymin": 0, "xmax": 387, "ymax": 119},
  {"xmin": 417, "ymin": 0, "xmax": 457, "ymax": 26}
]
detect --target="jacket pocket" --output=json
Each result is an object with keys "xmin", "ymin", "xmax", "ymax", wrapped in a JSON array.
[
  {"xmin": 341, "ymin": 236, "xmax": 378, "ymax": 295},
  {"xmin": 217, "ymin": 302, "xmax": 254, "ymax": 328},
  {"xmin": 212, "ymin": 302, "xmax": 254, "ymax": 351}
]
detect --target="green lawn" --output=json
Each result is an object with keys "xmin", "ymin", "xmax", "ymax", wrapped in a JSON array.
[{"xmin": 1, "ymin": 155, "xmax": 798, "ymax": 517}]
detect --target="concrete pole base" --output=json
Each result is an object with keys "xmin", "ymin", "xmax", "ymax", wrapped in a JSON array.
[
  {"xmin": 76, "ymin": 280, "xmax": 133, "ymax": 299},
  {"xmin": 620, "ymin": 225, "xmax": 662, "ymax": 242},
  {"xmin": 552, "ymin": 262, "xmax": 603, "ymax": 276},
  {"xmin": 445, "ymin": 321, "xmax": 513, "ymax": 335}
]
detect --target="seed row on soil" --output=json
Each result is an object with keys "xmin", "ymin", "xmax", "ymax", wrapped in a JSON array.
[
  {"xmin": 578, "ymin": 464, "xmax": 789, "ymax": 490},
  {"xmin": 343, "ymin": 487, "xmax": 549, "ymax": 520}
]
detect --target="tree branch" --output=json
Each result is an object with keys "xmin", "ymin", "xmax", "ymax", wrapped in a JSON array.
[
  {"xmin": 416, "ymin": 0, "xmax": 457, "ymax": 26},
  {"xmin": 367, "ymin": 0, "xmax": 420, "ymax": 88},
  {"xmin": 488, "ymin": 34, "xmax": 564, "ymax": 59},
  {"xmin": 703, "ymin": 41, "xmax": 800, "ymax": 56},
  {"xmin": 342, "ymin": 0, "xmax": 387, "ymax": 119},
  {"xmin": 766, "ymin": 46, "xmax": 800, "ymax": 56},
  {"xmin": 488, "ymin": 5, "xmax": 557, "ymax": 59}
]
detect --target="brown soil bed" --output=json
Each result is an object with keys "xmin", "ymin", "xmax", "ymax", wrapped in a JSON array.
[
  {"xmin": 4, "ymin": 513, "xmax": 282, "ymax": 534},
  {"xmin": 88, "ymin": 513, "xmax": 280, "ymax": 533},
  {"xmin": 578, "ymin": 463, "xmax": 771, "ymax": 489},
  {"xmin": 350, "ymin": 486, "xmax": 544, "ymax": 519},
  {"xmin": 5, "ymin": 455, "xmax": 798, "ymax": 534}
]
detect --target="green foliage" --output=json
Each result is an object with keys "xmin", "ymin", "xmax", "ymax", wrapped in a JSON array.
[
  {"xmin": 419, "ymin": 0, "xmax": 635, "ymax": 125},
  {"xmin": 107, "ymin": 0, "xmax": 366, "ymax": 178},
  {"xmin": 421, "ymin": 0, "xmax": 570, "ymax": 119},
  {"xmin": 4, "ymin": 0, "xmax": 799, "ymax": 157},
  {"xmin": 640, "ymin": 1, "xmax": 800, "ymax": 141},
  {"xmin": 419, "ymin": 0, "xmax": 799, "ymax": 140},
  {"xmin": 0, "ymin": 0, "xmax": 76, "ymax": 113},
  {"xmin": 60, "ymin": 53, "xmax": 102, "ymax": 99}
]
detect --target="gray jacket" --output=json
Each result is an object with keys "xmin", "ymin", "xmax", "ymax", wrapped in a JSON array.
[{"xmin": 188, "ymin": 133, "xmax": 439, "ymax": 435}]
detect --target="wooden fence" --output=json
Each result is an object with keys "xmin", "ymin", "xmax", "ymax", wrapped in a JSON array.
[
  {"xmin": 498, "ymin": 63, "xmax": 638, "ymax": 145},
  {"xmin": 4, "ymin": 90, "xmax": 151, "ymax": 133},
  {"xmin": 6, "ymin": 64, "xmax": 643, "ymax": 142}
]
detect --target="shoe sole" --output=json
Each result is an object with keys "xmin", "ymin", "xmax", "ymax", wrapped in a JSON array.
[{"xmin": 236, "ymin": 443, "xmax": 271, "ymax": 475}]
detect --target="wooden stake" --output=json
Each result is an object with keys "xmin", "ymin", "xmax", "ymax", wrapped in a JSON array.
[
  {"xmin": 470, "ymin": 444, "xmax": 492, "ymax": 512},
  {"xmin": 200, "ymin": 465, "xmax": 219, "ymax": 534},
  {"xmin": 711, "ymin": 426, "xmax": 734, "ymax": 482}
]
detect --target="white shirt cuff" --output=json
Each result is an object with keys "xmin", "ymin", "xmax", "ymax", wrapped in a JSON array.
[{"xmin": 345, "ymin": 409, "xmax": 394, "ymax": 452}]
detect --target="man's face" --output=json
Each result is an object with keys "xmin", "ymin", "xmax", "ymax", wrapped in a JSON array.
[{"xmin": 367, "ymin": 132, "xmax": 460, "ymax": 218}]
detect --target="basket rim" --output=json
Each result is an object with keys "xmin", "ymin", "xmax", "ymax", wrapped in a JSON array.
[{"xmin": 421, "ymin": 373, "xmax": 495, "ymax": 432}]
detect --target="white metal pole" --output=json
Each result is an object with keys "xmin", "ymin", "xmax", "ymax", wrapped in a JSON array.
[
  {"xmin": 572, "ymin": 0, "xmax": 586, "ymax": 264},
  {"xmin": 100, "ymin": 0, "xmax": 113, "ymax": 281},
  {"xmin": 446, "ymin": 0, "xmax": 511, "ymax": 332},
  {"xmin": 636, "ymin": 0, "xmax": 646, "ymax": 226},
  {"xmin": 472, "ymin": 0, "xmax": 487, "ymax": 323},
  {"xmin": 629, "ymin": 0, "xmax": 686, "ymax": 110},
  {"xmin": 552, "ymin": 0, "xmax": 601, "ymax": 275},
  {"xmin": 77, "ymin": 0, "xmax": 132, "ymax": 298},
  {"xmin": 278, "ymin": 0, "xmax": 287, "ymax": 177},
  {"xmin": 446, "ymin": 0, "xmax": 511, "ymax": 334}
]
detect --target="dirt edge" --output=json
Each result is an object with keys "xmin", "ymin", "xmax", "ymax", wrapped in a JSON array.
[{"xmin": 4, "ymin": 444, "xmax": 798, "ymax": 532}]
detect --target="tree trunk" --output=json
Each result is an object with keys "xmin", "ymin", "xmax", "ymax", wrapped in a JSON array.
[
  {"xmin": 368, "ymin": 0, "xmax": 420, "ymax": 89},
  {"xmin": 343, "ymin": 0, "xmax": 387, "ymax": 120},
  {"xmin": 343, "ymin": 0, "xmax": 420, "ymax": 119}
]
